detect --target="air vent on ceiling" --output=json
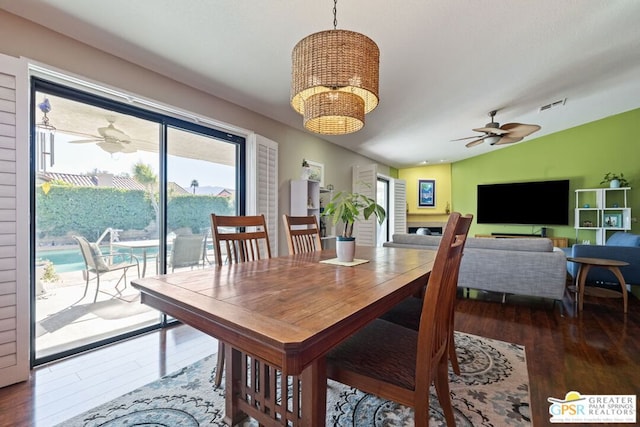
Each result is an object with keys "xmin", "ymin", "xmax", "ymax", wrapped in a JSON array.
[{"xmin": 538, "ymin": 98, "xmax": 567, "ymax": 113}]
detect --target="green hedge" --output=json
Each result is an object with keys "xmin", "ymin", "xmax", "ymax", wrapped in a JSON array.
[
  {"xmin": 168, "ymin": 194, "xmax": 234, "ymax": 233},
  {"xmin": 36, "ymin": 186, "xmax": 234, "ymax": 241}
]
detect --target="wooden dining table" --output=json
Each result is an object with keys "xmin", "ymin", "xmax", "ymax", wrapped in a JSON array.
[{"xmin": 131, "ymin": 246, "xmax": 435, "ymax": 426}]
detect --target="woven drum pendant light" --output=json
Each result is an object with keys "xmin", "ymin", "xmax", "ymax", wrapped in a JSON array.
[{"xmin": 291, "ymin": 0, "xmax": 379, "ymax": 135}]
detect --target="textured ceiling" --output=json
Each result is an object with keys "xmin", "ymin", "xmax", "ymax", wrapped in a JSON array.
[{"xmin": 3, "ymin": 0, "xmax": 640, "ymax": 167}]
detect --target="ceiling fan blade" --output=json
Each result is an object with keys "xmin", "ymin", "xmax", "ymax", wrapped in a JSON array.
[
  {"xmin": 465, "ymin": 138, "xmax": 486, "ymax": 148},
  {"xmin": 472, "ymin": 126, "xmax": 509, "ymax": 135},
  {"xmin": 119, "ymin": 143, "xmax": 137, "ymax": 153},
  {"xmin": 69, "ymin": 138, "xmax": 101, "ymax": 144},
  {"xmin": 451, "ymin": 135, "xmax": 483, "ymax": 141},
  {"xmin": 499, "ymin": 123, "xmax": 541, "ymax": 138},
  {"xmin": 492, "ymin": 136, "xmax": 523, "ymax": 145}
]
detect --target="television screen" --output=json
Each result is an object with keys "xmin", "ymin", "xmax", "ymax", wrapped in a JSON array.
[{"xmin": 477, "ymin": 180, "xmax": 570, "ymax": 225}]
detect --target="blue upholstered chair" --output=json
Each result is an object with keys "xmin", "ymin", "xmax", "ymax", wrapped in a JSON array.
[{"xmin": 566, "ymin": 232, "xmax": 640, "ymax": 286}]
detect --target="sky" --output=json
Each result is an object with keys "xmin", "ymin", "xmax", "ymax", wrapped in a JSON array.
[{"xmin": 48, "ymin": 133, "xmax": 236, "ymax": 190}]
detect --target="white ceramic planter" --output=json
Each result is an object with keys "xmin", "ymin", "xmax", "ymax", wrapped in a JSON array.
[
  {"xmin": 336, "ymin": 237, "xmax": 356, "ymax": 262},
  {"xmin": 610, "ymin": 179, "xmax": 620, "ymax": 188}
]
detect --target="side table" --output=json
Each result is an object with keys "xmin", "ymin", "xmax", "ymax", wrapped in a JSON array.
[{"xmin": 567, "ymin": 257, "xmax": 629, "ymax": 313}]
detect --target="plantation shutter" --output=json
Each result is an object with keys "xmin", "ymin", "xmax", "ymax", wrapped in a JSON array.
[
  {"xmin": 352, "ymin": 164, "xmax": 378, "ymax": 246},
  {"xmin": 0, "ymin": 53, "xmax": 29, "ymax": 387},
  {"xmin": 246, "ymin": 134, "xmax": 278, "ymax": 255},
  {"xmin": 390, "ymin": 178, "xmax": 407, "ymax": 235}
]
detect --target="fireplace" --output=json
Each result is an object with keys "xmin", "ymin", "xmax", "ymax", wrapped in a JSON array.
[{"xmin": 408, "ymin": 226, "xmax": 443, "ymax": 235}]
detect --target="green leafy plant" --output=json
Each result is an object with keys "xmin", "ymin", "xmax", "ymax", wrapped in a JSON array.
[
  {"xmin": 322, "ymin": 190, "xmax": 386, "ymax": 239},
  {"xmin": 40, "ymin": 261, "xmax": 60, "ymax": 283},
  {"xmin": 600, "ymin": 172, "xmax": 629, "ymax": 187},
  {"xmin": 301, "ymin": 158, "xmax": 309, "ymax": 167}
]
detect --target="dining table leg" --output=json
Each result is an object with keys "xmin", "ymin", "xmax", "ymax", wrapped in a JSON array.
[
  {"xmin": 301, "ymin": 356, "xmax": 327, "ymax": 427},
  {"xmin": 224, "ymin": 346, "xmax": 245, "ymax": 426}
]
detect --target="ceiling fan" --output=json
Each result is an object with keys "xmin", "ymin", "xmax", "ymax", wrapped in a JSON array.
[
  {"xmin": 453, "ymin": 110, "xmax": 541, "ymax": 148},
  {"xmin": 69, "ymin": 118, "xmax": 137, "ymax": 154}
]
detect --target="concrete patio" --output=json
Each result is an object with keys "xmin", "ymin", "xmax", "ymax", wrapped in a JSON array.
[{"xmin": 36, "ymin": 269, "xmax": 165, "ymax": 359}]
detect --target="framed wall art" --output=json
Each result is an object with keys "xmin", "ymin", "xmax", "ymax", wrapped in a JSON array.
[
  {"xmin": 418, "ymin": 179, "xmax": 435, "ymax": 207},
  {"xmin": 603, "ymin": 213, "xmax": 622, "ymax": 228}
]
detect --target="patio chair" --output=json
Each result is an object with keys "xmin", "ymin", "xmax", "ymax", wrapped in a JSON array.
[
  {"xmin": 168, "ymin": 234, "xmax": 205, "ymax": 272},
  {"xmin": 209, "ymin": 214, "xmax": 272, "ymax": 387},
  {"xmin": 73, "ymin": 235, "xmax": 140, "ymax": 303}
]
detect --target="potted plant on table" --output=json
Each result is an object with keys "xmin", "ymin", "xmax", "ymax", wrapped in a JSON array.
[
  {"xmin": 600, "ymin": 172, "xmax": 629, "ymax": 188},
  {"xmin": 322, "ymin": 190, "xmax": 386, "ymax": 262}
]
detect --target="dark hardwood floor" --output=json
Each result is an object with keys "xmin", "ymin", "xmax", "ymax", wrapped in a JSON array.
[
  {"xmin": 455, "ymin": 289, "xmax": 639, "ymax": 427},
  {"xmin": 0, "ymin": 289, "xmax": 638, "ymax": 426}
]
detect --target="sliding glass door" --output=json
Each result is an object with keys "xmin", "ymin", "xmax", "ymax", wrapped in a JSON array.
[
  {"xmin": 164, "ymin": 126, "xmax": 239, "ymax": 273},
  {"xmin": 32, "ymin": 79, "xmax": 243, "ymax": 364}
]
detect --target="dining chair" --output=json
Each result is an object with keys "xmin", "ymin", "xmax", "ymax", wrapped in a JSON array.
[
  {"xmin": 209, "ymin": 214, "xmax": 272, "ymax": 386},
  {"xmin": 73, "ymin": 235, "xmax": 140, "ymax": 303},
  {"xmin": 325, "ymin": 212, "xmax": 473, "ymax": 427},
  {"xmin": 282, "ymin": 214, "xmax": 322, "ymax": 254},
  {"xmin": 379, "ymin": 216, "xmax": 473, "ymax": 375}
]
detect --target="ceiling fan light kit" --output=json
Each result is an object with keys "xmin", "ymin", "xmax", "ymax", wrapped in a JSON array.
[
  {"xmin": 291, "ymin": 0, "xmax": 379, "ymax": 135},
  {"xmin": 455, "ymin": 110, "xmax": 541, "ymax": 148},
  {"xmin": 69, "ymin": 118, "xmax": 137, "ymax": 154}
]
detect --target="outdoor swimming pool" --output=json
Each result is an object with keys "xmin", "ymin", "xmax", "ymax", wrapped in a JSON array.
[{"xmin": 36, "ymin": 246, "xmax": 160, "ymax": 273}]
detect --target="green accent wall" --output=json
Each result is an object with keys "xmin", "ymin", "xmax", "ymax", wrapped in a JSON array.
[{"xmin": 452, "ymin": 108, "xmax": 640, "ymax": 241}]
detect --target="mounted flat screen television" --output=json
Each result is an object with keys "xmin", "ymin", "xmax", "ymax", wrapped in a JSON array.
[{"xmin": 477, "ymin": 180, "xmax": 570, "ymax": 225}]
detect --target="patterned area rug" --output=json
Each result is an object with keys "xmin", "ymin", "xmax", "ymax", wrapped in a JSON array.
[{"xmin": 57, "ymin": 332, "xmax": 530, "ymax": 426}]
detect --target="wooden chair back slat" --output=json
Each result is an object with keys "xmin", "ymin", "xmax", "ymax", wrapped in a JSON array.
[
  {"xmin": 210, "ymin": 214, "xmax": 272, "ymax": 265},
  {"xmin": 282, "ymin": 214, "xmax": 322, "ymax": 255}
]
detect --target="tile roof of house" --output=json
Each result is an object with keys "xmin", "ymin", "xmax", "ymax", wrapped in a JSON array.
[
  {"xmin": 41, "ymin": 173, "xmax": 208, "ymax": 196},
  {"xmin": 41, "ymin": 172, "xmax": 146, "ymax": 190}
]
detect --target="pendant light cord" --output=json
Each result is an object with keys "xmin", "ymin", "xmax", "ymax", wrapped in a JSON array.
[{"xmin": 333, "ymin": 0, "xmax": 338, "ymax": 29}]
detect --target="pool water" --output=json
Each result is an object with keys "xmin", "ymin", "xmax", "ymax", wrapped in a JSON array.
[{"xmin": 37, "ymin": 246, "xmax": 160, "ymax": 273}]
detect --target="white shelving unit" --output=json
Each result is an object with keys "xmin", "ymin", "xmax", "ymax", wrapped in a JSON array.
[
  {"xmin": 290, "ymin": 179, "xmax": 335, "ymax": 248},
  {"xmin": 574, "ymin": 187, "xmax": 631, "ymax": 245}
]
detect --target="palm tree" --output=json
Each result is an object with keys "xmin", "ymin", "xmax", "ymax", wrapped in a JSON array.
[
  {"xmin": 190, "ymin": 179, "xmax": 199, "ymax": 194},
  {"xmin": 133, "ymin": 162, "xmax": 159, "ymax": 232}
]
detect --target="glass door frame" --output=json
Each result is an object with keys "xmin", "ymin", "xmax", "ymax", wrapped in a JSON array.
[{"xmin": 30, "ymin": 77, "xmax": 245, "ymax": 366}]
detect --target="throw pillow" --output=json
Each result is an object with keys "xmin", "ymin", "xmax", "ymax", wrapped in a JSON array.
[{"xmin": 606, "ymin": 232, "xmax": 640, "ymax": 247}]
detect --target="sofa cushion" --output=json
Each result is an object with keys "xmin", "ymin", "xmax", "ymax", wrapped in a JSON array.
[
  {"xmin": 388, "ymin": 234, "xmax": 554, "ymax": 252},
  {"xmin": 465, "ymin": 237, "xmax": 554, "ymax": 252},
  {"xmin": 389, "ymin": 234, "xmax": 442, "ymax": 247},
  {"xmin": 606, "ymin": 232, "xmax": 640, "ymax": 247}
]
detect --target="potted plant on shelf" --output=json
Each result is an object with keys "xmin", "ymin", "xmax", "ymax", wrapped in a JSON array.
[
  {"xmin": 322, "ymin": 190, "xmax": 386, "ymax": 262},
  {"xmin": 301, "ymin": 158, "xmax": 312, "ymax": 180},
  {"xmin": 600, "ymin": 172, "xmax": 629, "ymax": 188}
]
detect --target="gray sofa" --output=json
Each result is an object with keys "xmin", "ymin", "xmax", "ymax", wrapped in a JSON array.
[{"xmin": 383, "ymin": 234, "xmax": 567, "ymax": 301}]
